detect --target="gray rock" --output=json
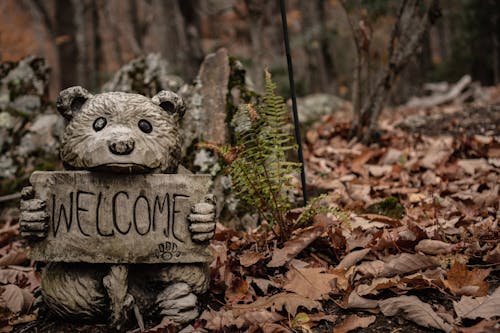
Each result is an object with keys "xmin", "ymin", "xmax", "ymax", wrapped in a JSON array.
[
  {"xmin": 0, "ymin": 154, "xmax": 17, "ymax": 178},
  {"xmin": 296, "ymin": 93, "xmax": 348, "ymax": 124},
  {"xmin": 102, "ymin": 53, "xmax": 184, "ymax": 97},
  {"xmin": 0, "ymin": 112, "xmax": 14, "ymax": 129},
  {"xmin": 10, "ymin": 95, "xmax": 41, "ymax": 115},
  {"xmin": 16, "ymin": 114, "xmax": 60, "ymax": 156},
  {"xmin": 181, "ymin": 48, "xmax": 230, "ymax": 151}
]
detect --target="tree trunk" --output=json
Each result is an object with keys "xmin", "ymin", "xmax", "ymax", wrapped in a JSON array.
[{"xmin": 55, "ymin": 0, "xmax": 78, "ymax": 89}]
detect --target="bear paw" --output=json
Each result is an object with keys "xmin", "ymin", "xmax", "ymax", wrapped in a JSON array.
[
  {"xmin": 20, "ymin": 186, "xmax": 48, "ymax": 240},
  {"xmin": 156, "ymin": 282, "xmax": 199, "ymax": 324},
  {"xmin": 188, "ymin": 194, "xmax": 216, "ymax": 243}
]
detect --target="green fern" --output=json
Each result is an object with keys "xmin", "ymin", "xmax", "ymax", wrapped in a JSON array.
[
  {"xmin": 295, "ymin": 194, "xmax": 349, "ymax": 227},
  {"xmin": 200, "ymin": 71, "xmax": 300, "ymax": 239}
]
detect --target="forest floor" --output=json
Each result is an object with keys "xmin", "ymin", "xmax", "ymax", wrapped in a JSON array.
[{"xmin": 1, "ymin": 94, "xmax": 499, "ymax": 332}]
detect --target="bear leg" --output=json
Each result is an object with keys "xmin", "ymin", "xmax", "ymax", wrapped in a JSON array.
[{"xmin": 41, "ymin": 262, "xmax": 108, "ymax": 320}]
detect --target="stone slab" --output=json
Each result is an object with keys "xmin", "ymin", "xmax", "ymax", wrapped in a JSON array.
[{"xmin": 29, "ymin": 171, "xmax": 212, "ymax": 264}]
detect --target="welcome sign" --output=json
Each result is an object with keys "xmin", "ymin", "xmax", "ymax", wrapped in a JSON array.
[{"xmin": 28, "ymin": 171, "xmax": 212, "ymax": 264}]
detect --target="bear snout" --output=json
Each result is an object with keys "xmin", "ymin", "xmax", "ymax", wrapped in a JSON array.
[{"xmin": 108, "ymin": 138, "xmax": 135, "ymax": 155}]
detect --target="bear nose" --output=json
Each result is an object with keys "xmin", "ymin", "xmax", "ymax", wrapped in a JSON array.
[{"xmin": 108, "ymin": 138, "xmax": 135, "ymax": 155}]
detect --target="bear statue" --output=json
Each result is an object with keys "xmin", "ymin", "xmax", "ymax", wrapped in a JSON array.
[{"xmin": 19, "ymin": 87, "xmax": 216, "ymax": 328}]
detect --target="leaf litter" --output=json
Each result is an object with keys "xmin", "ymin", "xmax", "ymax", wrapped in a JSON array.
[{"xmin": 2, "ymin": 102, "xmax": 499, "ymax": 332}]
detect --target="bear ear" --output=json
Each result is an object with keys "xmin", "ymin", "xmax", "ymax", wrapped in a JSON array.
[
  {"xmin": 151, "ymin": 91, "xmax": 186, "ymax": 119},
  {"xmin": 56, "ymin": 86, "xmax": 92, "ymax": 121}
]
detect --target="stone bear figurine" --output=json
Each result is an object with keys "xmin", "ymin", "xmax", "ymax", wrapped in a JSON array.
[{"xmin": 19, "ymin": 87, "xmax": 216, "ymax": 328}]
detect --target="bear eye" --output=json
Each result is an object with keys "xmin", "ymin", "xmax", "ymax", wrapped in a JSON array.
[
  {"xmin": 93, "ymin": 117, "xmax": 107, "ymax": 132},
  {"xmin": 138, "ymin": 119, "xmax": 153, "ymax": 133}
]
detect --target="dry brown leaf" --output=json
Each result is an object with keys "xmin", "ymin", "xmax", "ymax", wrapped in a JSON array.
[
  {"xmin": 0, "ymin": 284, "xmax": 35, "ymax": 314},
  {"xmin": 232, "ymin": 292, "xmax": 321, "ymax": 317},
  {"xmin": 239, "ymin": 251, "xmax": 264, "ymax": 267},
  {"xmin": 443, "ymin": 262, "xmax": 490, "ymax": 296},
  {"xmin": 379, "ymin": 295, "xmax": 452, "ymax": 332},
  {"xmin": 453, "ymin": 286, "xmax": 500, "ymax": 320},
  {"xmin": 367, "ymin": 165, "xmax": 392, "ymax": 177},
  {"xmin": 355, "ymin": 260, "xmax": 385, "ymax": 278},
  {"xmin": 200, "ymin": 309, "xmax": 237, "ymax": 330},
  {"xmin": 307, "ymin": 312, "xmax": 337, "ymax": 323},
  {"xmin": 226, "ymin": 276, "xmax": 250, "ymax": 304},
  {"xmin": 454, "ymin": 319, "xmax": 499, "ymax": 333},
  {"xmin": 283, "ymin": 266, "xmax": 335, "ymax": 300},
  {"xmin": 483, "ymin": 243, "xmax": 500, "ymax": 264},
  {"xmin": 142, "ymin": 317, "xmax": 175, "ymax": 332},
  {"xmin": 351, "ymin": 148, "xmax": 379, "ymax": 172},
  {"xmin": 267, "ymin": 224, "xmax": 325, "ymax": 267},
  {"xmin": 415, "ymin": 239, "xmax": 455, "ymax": 255},
  {"xmin": 333, "ymin": 314, "xmax": 376, "ymax": 333},
  {"xmin": 238, "ymin": 310, "xmax": 285, "ymax": 328},
  {"xmin": 329, "ymin": 267, "xmax": 350, "ymax": 291},
  {"xmin": 356, "ymin": 253, "xmax": 439, "ymax": 278},
  {"xmin": 0, "ymin": 222, "xmax": 19, "ymax": 247},
  {"xmin": 356, "ymin": 276, "xmax": 400, "ymax": 296},
  {"xmin": 345, "ymin": 291, "xmax": 378, "ymax": 309},
  {"xmin": 420, "ymin": 138, "xmax": 453, "ymax": 169},
  {"xmin": 0, "ymin": 269, "xmax": 28, "ymax": 286},
  {"xmin": 7, "ymin": 313, "xmax": 37, "ymax": 326},
  {"xmin": 0, "ymin": 249, "xmax": 28, "ymax": 267},
  {"xmin": 248, "ymin": 277, "xmax": 280, "ymax": 294},
  {"xmin": 260, "ymin": 323, "xmax": 292, "ymax": 333}
]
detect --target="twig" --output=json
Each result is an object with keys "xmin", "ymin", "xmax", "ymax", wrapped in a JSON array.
[{"xmin": 0, "ymin": 192, "xmax": 22, "ymax": 203}]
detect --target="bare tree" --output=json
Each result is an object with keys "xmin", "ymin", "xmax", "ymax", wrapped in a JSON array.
[{"xmin": 342, "ymin": 0, "xmax": 441, "ymax": 143}]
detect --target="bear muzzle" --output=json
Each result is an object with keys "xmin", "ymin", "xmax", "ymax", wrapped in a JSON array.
[{"xmin": 108, "ymin": 138, "xmax": 135, "ymax": 155}]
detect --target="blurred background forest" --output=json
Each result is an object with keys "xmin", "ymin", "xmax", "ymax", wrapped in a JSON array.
[{"xmin": 1, "ymin": 0, "xmax": 499, "ymax": 101}]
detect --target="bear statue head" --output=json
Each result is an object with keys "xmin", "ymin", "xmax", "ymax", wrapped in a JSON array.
[{"xmin": 56, "ymin": 87, "xmax": 185, "ymax": 174}]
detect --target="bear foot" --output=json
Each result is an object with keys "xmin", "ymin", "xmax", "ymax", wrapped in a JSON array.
[{"xmin": 156, "ymin": 282, "xmax": 199, "ymax": 324}]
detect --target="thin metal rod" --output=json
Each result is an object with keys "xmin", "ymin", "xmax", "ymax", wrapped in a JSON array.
[{"xmin": 280, "ymin": 0, "xmax": 308, "ymax": 205}]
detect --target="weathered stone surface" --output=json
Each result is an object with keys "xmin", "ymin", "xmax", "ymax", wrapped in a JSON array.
[
  {"xmin": 181, "ymin": 48, "xmax": 230, "ymax": 151},
  {"xmin": 29, "ymin": 171, "xmax": 212, "ymax": 264},
  {"xmin": 102, "ymin": 53, "xmax": 184, "ymax": 97},
  {"xmin": 296, "ymin": 93, "xmax": 348, "ymax": 124}
]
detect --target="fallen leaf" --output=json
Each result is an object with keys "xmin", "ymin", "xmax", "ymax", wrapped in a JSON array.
[
  {"xmin": 483, "ymin": 243, "xmax": 500, "ymax": 264},
  {"xmin": 345, "ymin": 291, "xmax": 378, "ymax": 309},
  {"xmin": 8, "ymin": 313, "xmax": 37, "ymax": 326},
  {"xmin": 356, "ymin": 253, "xmax": 438, "ymax": 278},
  {"xmin": 333, "ymin": 314, "xmax": 376, "ymax": 333},
  {"xmin": 415, "ymin": 239, "xmax": 455, "ymax": 255},
  {"xmin": 0, "ymin": 284, "xmax": 35, "ymax": 314},
  {"xmin": 141, "ymin": 317, "xmax": 175, "ymax": 332},
  {"xmin": 0, "ymin": 249, "xmax": 28, "ymax": 267},
  {"xmin": 351, "ymin": 148, "xmax": 379, "ymax": 172},
  {"xmin": 238, "ymin": 309, "xmax": 285, "ymax": 327},
  {"xmin": 283, "ymin": 266, "xmax": 335, "ymax": 300},
  {"xmin": 409, "ymin": 193, "xmax": 427, "ymax": 203},
  {"xmin": 367, "ymin": 165, "xmax": 392, "ymax": 177},
  {"xmin": 268, "ymin": 224, "xmax": 325, "ymax": 267},
  {"xmin": 226, "ymin": 276, "xmax": 250, "ymax": 303},
  {"xmin": 307, "ymin": 312, "xmax": 337, "ymax": 323},
  {"xmin": 454, "ymin": 319, "xmax": 499, "ymax": 333},
  {"xmin": 239, "ymin": 251, "xmax": 264, "ymax": 267},
  {"xmin": 453, "ymin": 286, "xmax": 500, "ymax": 320},
  {"xmin": 232, "ymin": 292, "xmax": 321, "ymax": 317},
  {"xmin": 379, "ymin": 295, "xmax": 452, "ymax": 332},
  {"xmin": 356, "ymin": 276, "xmax": 400, "ymax": 296},
  {"xmin": 261, "ymin": 323, "xmax": 292, "ymax": 333},
  {"xmin": 337, "ymin": 248, "xmax": 370, "ymax": 270},
  {"xmin": 0, "ymin": 269, "xmax": 29, "ymax": 286},
  {"xmin": 457, "ymin": 159, "xmax": 491, "ymax": 175},
  {"xmin": 420, "ymin": 138, "xmax": 453, "ymax": 169},
  {"xmin": 248, "ymin": 277, "xmax": 280, "ymax": 294},
  {"xmin": 443, "ymin": 262, "xmax": 490, "ymax": 296}
]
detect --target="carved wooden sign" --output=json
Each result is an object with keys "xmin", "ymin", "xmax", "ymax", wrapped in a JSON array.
[{"xmin": 29, "ymin": 171, "xmax": 212, "ymax": 264}]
